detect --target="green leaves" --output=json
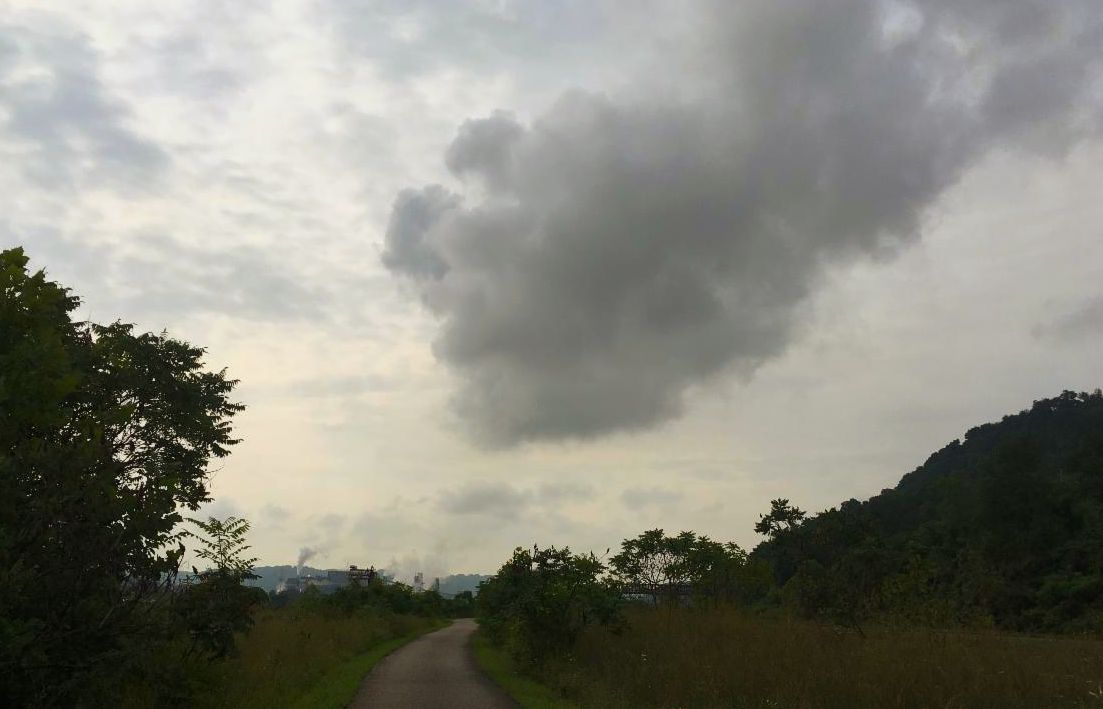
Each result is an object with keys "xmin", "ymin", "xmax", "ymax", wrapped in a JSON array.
[
  {"xmin": 610, "ymin": 529, "xmax": 753, "ymax": 605},
  {"xmin": 178, "ymin": 516, "xmax": 260, "ymax": 659},
  {"xmin": 185, "ymin": 516, "xmax": 259, "ymax": 580},
  {"xmin": 478, "ymin": 545, "xmax": 623, "ymax": 663},
  {"xmin": 0, "ymin": 248, "xmax": 244, "ymax": 704}
]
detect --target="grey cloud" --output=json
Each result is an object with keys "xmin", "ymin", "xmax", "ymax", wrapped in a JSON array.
[
  {"xmin": 322, "ymin": 1, "xmax": 615, "ymax": 81},
  {"xmin": 260, "ymin": 503, "xmax": 292, "ymax": 527},
  {"xmin": 383, "ymin": 0, "xmax": 1103, "ymax": 445},
  {"xmin": 14, "ymin": 228, "xmax": 322, "ymax": 323},
  {"xmin": 0, "ymin": 23, "xmax": 168, "ymax": 191},
  {"xmin": 1034, "ymin": 297, "xmax": 1103, "ymax": 342},
  {"xmin": 537, "ymin": 482, "xmax": 593, "ymax": 504},
  {"xmin": 438, "ymin": 482, "xmax": 530, "ymax": 518},
  {"xmin": 315, "ymin": 513, "xmax": 347, "ymax": 533},
  {"xmin": 621, "ymin": 487, "xmax": 683, "ymax": 511},
  {"xmin": 197, "ymin": 497, "xmax": 242, "ymax": 520},
  {"xmin": 445, "ymin": 112, "xmax": 524, "ymax": 190},
  {"xmin": 382, "ymin": 187, "xmax": 456, "ymax": 280},
  {"xmin": 354, "ymin": 508, "xmax": 426, "ymax": 555},
  {"xmin": 286, "ymin": 374, "xmax": 398, "ymax": 398},
  {"xmin": 116, "ymin": 234, "xmax": 322, "ymax": 321},
  {"xmin": 438, "ymin": 480, "xmax": 596, "ymax": 519}
]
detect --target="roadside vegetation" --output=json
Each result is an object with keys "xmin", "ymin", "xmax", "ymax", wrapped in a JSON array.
[
  {"xmin": 539, "ymin": 608, "xmax": 1103, "ymax": 708},
  {"xmin": 477, "ymin": 391, "xmax": 1103, "ymax": 708},
  {"xmin": 472, "ymin": 633, "xmax": 577, "ymax": 709},
  {"xmin": 186, "ymin": 609, "xmax": 441, "ymax": 709},
  {"xmin": 0, "ymin": 249, "xmax": 457, "ymax": 707}
]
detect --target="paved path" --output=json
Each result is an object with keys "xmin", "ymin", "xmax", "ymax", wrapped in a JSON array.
[{"xmin": 349, "ymin": 619, "xmax": 516, "ymax": 709}]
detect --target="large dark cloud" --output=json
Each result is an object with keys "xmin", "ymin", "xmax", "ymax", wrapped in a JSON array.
[{"xmin": 383, "ymin": 0, "xmax": 1103, "ymax": 446}]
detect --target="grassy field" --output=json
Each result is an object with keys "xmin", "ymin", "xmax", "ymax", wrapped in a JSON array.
[
  {"xmin": 472, "ymin": 631, "xmax": 578, "ymax": 709},
  {"xmin": 187, "ymin": 608, "xmax": 441, "ymax": 708},
  {"xmin": 531, "ymin": 607, "xmax": 1103, "ymax": 708}
]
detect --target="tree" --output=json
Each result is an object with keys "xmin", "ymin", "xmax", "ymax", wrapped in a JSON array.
[
  {"xmin": 478, "ymin": 545, "xmax": 622, "ymax": 663},
  {"xmin": 610, "ymin": 529, "xmax": 686, "ymax": 604},
  {"xmin": 611, "ymin": 529, "xmax": 759, "ymax": 606},
  {"xmin": 0, "ymin": 248, "xmax": 243, "ymax": 705},
  {"xmin": 754, "ymin": 498, "xmax": 806, "ymax": 540},
  {"xmin": 178, "ymin": 516, "xmax": 261, "ymax": 659}
]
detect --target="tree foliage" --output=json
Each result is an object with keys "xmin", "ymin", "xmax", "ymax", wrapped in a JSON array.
[
  {"xmin": 477, "ymin": 545, "xmax": 623, "ymax": 663},
  {"xmin": 610, "ymin": 529, "xmax": 768, "ymax": 605},
  {"xmin": 178, "ymin": 516, "xmax": 262, "ymax": 659},
  {"xmin": 755, "ymin": 390, "xmax": 1103, "ymax": 633},
  {"xmin": 0, "ymin": 248, "xmax": 244, "ymax": 705}
]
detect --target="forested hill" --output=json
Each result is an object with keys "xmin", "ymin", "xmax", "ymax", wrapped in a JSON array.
[{"xmin": 753, "ymin": 390, "xmax": 1103, "ymax": 633}]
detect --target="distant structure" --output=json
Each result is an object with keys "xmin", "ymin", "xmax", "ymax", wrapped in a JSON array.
[
  {"xmin": 431, "ymin": 577, "xmax": 441, "ymax": 593},
  {"xmin": 348, "ymin": 565, "xmax": 376, "ymax": 586},
  {"xmin": 276, "ymin": 576, "xmax": 301, "ymax": 594},
  {"xmin": 413, "ymin": 571, "xmax": 424, "ymax": 592}
]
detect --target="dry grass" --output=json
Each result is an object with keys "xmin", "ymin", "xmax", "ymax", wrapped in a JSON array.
[
  {"xmin": 188, "ymin": 608, "xmax": 437, "ymax": 708},
  {"xmin": 539, "ymin": 607, "xmax": 1103, "ymax": 709}
]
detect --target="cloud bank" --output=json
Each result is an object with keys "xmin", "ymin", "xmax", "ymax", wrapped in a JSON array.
[
  {"xmin": 383, "ymin": 0, "xmax": 1103, "ymax": 447},
  {"xmin": 0, "ymin": 22, "xmax": 168, "ymax": 191}
]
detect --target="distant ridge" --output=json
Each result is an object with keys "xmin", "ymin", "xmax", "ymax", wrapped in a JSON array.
[{"xmin": 752, "ymin": 390, "xmax": 1103, "ymax": 632}]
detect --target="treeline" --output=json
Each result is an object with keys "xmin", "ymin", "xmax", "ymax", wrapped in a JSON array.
[
  {"xmin": 271, "ymin": 577, "xmax": 476, "ymax": 618},
  {"xmin": 476, "ymin": 392, "xmax": 1103, "ymax": 706},
  {"xmin": 0, "ymin": 248, "xmax": 463, "ymax": 707},
  {"xmin": 479, "ymin": 390, "xmax": 1103, "ymax": 665},
  {"xmin": 756, "ymin": 390, "xmax": 1103, "ymax": 634},
  {"xmin": 1, "ymin": 247, "xmax": 257, "ymax": 706}
]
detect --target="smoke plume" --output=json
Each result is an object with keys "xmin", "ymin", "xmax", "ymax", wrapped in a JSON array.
[{"xmin": 296, "ymin": 546, "xmax": 319, "ymax": 574}]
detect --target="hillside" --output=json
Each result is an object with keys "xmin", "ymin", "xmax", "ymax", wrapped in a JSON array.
[{"xmin": 754, "ymin": 390, "xmax": 1103, "ymax": 632}]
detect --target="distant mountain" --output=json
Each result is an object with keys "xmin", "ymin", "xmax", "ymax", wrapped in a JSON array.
[
  {"xmin": 437, "ymin": 573, "xmax": 491, "ymax": 596},
  {"xmin": 753, "ymin": 390, "xmax": 1103, "ymax": 633},
  {"xmin": 247, "ymin": 565, "xmax": 490, "ymax": 596}
]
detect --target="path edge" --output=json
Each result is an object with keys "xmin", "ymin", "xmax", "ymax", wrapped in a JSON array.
[{"xmin": 289, "ymin": 619, "xmax": 450, "ymax": 709}]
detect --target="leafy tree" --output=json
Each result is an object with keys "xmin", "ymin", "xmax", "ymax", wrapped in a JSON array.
[
  {"xmin": 478, "ymin": 545, "xmax": 623, "ymax": 663},
  {"xmin": 754, "ymin": 498, "xmax": 806, "ymax": 540},
  {"xmin": 610, "ymin": 529, "xmax": 762, "ymax": 606},
  {"xmin": 178, "ymin": 516, "xmax": 261, "ymax": 659},
  {"xmin": 0, "ymin": 248, "xmax": 243, "ymax": 705},
  {"xmin": 610, "ymin": 529, "xmax": 687, "ymax": 604}
]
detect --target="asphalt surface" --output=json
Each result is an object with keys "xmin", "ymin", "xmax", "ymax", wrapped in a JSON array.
[{"xmin": 349, "ymin": 619, "xmax": 517, "ymax": 709}]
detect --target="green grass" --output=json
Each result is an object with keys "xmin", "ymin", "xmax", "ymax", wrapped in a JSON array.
[
  {"xmin": 289, "ymin": 621, "xmax": 446, "ymax": 709},
  {"xmin": 536, "ymin": 606, "xmax": 1103, "ymax": 709},
  {"xmin": 187, "ymin": 609, "xmax": 442, "ymax": 708},
  {"xmin": 472, "ymin": 631, "xmax": 578, "ymax": 709}
]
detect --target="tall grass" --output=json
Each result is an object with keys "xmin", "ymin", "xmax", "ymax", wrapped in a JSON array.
[
  {"xmin": 186, "ymin": 608, "xmax": 438, "ymax": 708},
  {"xmin": 473, "ymin": 631, "xmax": 579, "ymax": 709},
  {"xmin": 537, "ymin": 607, "xmax": 1103, "ymax": 708}
]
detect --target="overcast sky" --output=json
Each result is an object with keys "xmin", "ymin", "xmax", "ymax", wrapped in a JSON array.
[{"xmin": 3, "ymin": 0, "xmax": 1101, "ymax": 579}]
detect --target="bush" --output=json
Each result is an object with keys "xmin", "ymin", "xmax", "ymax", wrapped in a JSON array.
[{"xmin": 478, "ymin": 546, "xmax": 623, "ymax": 663}]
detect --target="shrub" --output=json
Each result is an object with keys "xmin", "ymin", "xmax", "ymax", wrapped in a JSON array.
[{"xmin": 478, "ymin": 545, "xmax": 623, "ymax": 663}]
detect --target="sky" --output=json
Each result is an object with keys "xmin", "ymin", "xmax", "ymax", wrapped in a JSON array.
[{"xmin": 2, "ymin": 0, "xmax": 1102, "ymax": 580}]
